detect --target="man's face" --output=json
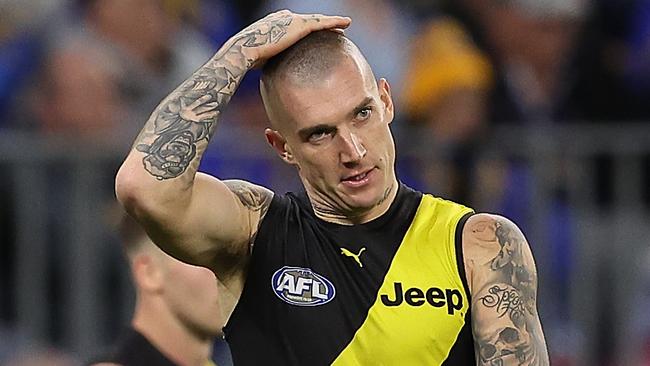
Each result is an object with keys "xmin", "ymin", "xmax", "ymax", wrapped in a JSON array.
[
  {"xmin": 271, "ymin": 56, "xmax": 396, "ymax": 213},
  {"xmin": 161, "ymin": 257, "xmax": 223, "ymax": 337}
]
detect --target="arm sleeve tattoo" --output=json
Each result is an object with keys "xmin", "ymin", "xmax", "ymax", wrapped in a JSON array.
[
  {"xmin": 133, "ymin": 15, "xmax": 293, "ymax": 180},
  {"xmin": 472, "ymin": 217, "xmax": 549, "ymax": 366}
]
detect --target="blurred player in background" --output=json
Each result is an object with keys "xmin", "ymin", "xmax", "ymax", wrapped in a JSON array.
[{"xmin": 88, "ymin": 212, "xmax": 229, "ymax": 366}]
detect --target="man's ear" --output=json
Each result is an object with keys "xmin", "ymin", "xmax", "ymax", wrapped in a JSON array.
[
  {"xmin": 265, "ymin": 128, "xmax": 295, "ymax": 165},
  {"xmin": 378, "ymin": 78, "xmax": 394, "ymax": 124},
  {"xmin": 132, "ymin": 254, "xmax": 164, "ymax": 293}
]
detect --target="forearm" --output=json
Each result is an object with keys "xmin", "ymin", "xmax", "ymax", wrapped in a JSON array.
[
  {"xmin": 130, "ymin": 41, "xmax": 250, "ymax": 185},
  {"xmin": 114, "ymin": 39, "xmax": 254, "ymax": 263},
  {"xmin": 117, "ymin": 13, "xmax": 293, "ymax": 204},
  {"xmin": 116, "ymin": 10, "xmax": 349, "ymax": 238}
]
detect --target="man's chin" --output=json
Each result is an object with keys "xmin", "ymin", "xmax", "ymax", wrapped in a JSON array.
[{"xmin": 341, "ymin": 191, "xmax": 384, "ymax": 212}]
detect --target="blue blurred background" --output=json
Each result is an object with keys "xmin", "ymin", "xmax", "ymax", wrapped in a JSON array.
[{"xmin": 1, "ymin": 0, "xmax": 650, "ymax": 365}]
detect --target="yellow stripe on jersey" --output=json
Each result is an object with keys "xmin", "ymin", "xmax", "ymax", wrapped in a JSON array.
[{"xmin": 332, "ymin": 195, "xmax": 473, "ymax": 366}]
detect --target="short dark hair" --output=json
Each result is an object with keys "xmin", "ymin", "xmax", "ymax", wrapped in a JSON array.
[{"xmin": 261, "ymin": 30, "xmax": 357, "ymax": 85}]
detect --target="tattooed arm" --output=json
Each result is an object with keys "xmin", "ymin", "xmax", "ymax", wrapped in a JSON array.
[
  {"xmin": 115, "ymin": 11, "xmax": 351, "ymax": 287},
  {"xmin": 462, "ymin": 214, "xmax": 549, "ymax": 365}
]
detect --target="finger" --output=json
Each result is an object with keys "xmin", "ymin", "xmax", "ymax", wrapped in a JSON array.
[
  {"xmin": 197, "ymin": 107, "xmax": 220, "ymax": 116},
  {"xmin": 312, "ymin": 16, "xmax": 352, "ymax": 31},
  {"xmin": 298, "ymin": 13, "xmax": 351, "ymax": 29},
  {"xmin": 198, "ymin": 111, "xmax": 219, "ymax": 122},
  {"xmin": 195, "ymin": 106, "xmax": 217, "ymax": 114},
  {"xmin": 200, "ymin": 102, "xmax": 220, "ymax": 110},
  {"xmin": 190, "ymin": 94, "xmax": 214, "ymax": 108}
]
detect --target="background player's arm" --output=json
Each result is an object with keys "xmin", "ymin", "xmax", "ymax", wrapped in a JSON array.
[
  {"xmin": 462, "ymin": 213, "xmax": 549, "ymax": 365},
  {"xmin": 115, "ymin": 11, "xmax": 351, "ymax": 286}
]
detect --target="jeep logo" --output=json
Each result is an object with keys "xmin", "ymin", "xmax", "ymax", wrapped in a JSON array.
[{"xmin": 380, "ymin": 282, "xmax": 463, "ymax": 315}]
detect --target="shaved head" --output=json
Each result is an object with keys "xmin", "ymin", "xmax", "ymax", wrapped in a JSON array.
[
  {"xmin": 258, "ymin": 29, "xmax": 397, "ymax": 223},
  {"xmin": 260, "ymin": 31, "xmax": 375, "ymax": 130}
]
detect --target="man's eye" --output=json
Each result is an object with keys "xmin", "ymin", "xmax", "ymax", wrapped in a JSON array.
[
  {"xmin": 356, "ymin": 107, "xmax": 372, "ymax": 121},
  {"xmin": 309, "ymin": 131, "xmax": 330, "ymax": 143}
]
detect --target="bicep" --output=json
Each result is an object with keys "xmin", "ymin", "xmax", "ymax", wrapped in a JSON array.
[
  {"xmin": 144, "ymin": 173, "xmax": 273, "ymax": 273},
  {"xmin": 463, "ymin": 214, "xmax": 549, "ymax": 365}
]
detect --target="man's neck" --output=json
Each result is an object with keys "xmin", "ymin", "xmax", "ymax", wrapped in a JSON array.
[
  {"xmin": 132, "ymin": 299, "xmax": 213, "ymax": 366},
  {"xmin": 309, "ymin": 180, "xmax": 398, "ymax": 225}
]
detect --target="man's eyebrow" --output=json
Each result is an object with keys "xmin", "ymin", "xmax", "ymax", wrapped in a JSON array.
[
  {"xmin": 297, "ymin": 124, "xmax": 337, "ymax": 140},
  {"xmin": 350, "ymin": 97, "xmax": 374, "ymax": 117},
  {"xmin": 296, "ymin": 97, "xmax": 374, "ymax": 140}
]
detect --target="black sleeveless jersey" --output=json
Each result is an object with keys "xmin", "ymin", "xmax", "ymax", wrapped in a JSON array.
[
  {"xmin": 223, "ymin": 183, "xmax": 475, "ymax": 365},
  {"xmin": 86, "ymin": 328, "xmax": 176, "ymax": 366}
]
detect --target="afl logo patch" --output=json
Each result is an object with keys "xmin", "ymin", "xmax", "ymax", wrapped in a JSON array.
[{"xmin": 271, "ymin": 266, "xmax": 336, "ymax": 306}]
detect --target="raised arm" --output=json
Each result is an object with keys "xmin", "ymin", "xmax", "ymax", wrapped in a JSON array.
[
  {"xmin": 115, "ymin": 11, "xmax": 351, "ymax": 286},
  {"xmin": 462, "ymin": 213, "xmax": 549, "ymax": 365}
]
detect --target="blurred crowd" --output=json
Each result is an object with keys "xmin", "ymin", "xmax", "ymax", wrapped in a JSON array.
[
  {"xmin": 2, "ymin": 0, "xmax": 649, "ymax": 195},
  {"xmin": 1, "ymin": 0, "xmax": 650, "ymax": 365}
]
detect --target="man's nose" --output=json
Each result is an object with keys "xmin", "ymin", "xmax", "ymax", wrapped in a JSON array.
[{"xmin": 340, "ymin": 130, "xmax": 367, "ymax": 165}]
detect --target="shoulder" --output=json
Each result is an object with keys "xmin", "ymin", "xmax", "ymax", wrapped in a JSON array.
[
  {"xmin": 460, "ymin": 213, "xmax": 536, "ymax": 286},
  {"xmin": 462, "ymin": 213, "xmax": 527, "ymax": 252}
]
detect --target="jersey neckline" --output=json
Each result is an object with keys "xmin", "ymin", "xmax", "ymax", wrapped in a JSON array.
[{"xmin": 291, "ymin": 182, "xmax": 419, "ymax": 231}]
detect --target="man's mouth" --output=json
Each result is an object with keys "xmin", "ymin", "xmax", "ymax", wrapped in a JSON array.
[
  {"xmin": 343, "ymin": 171, "xmax": 370, "ymax": 182},
  {"xmin": 341, "ymin": 168, "xmax": 376, "ymax": 187}
]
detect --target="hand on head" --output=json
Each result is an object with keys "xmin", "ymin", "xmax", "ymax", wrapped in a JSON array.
[{"xmin": 227, "ymin": 10, "xmax": 352, "ymax": 69}]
